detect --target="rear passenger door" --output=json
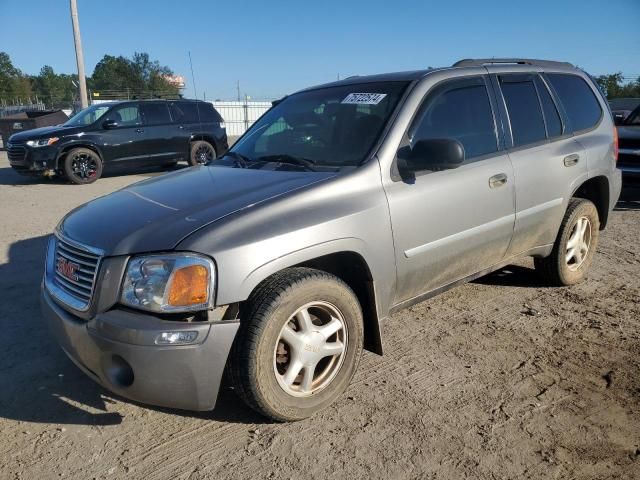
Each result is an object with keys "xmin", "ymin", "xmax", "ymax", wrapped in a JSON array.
[
  {"xmin": 384, "ymin": 76, "xmax": 516, "ymax": 303},
  {"xmin": 490, "ymin": 72, "xmax": 588, "ymax": 255},
  {"xmin": 139, "ymin": 102, "xmax": 181, "ymax": 165}
]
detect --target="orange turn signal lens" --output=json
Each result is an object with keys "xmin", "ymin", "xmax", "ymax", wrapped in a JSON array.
[{"xmin": 167, "ymin": 265, "xmax": 209, "ymax": 306}]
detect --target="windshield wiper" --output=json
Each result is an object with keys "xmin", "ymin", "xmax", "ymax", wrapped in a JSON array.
[
  {"xmin": 222, "ymin": 151, "xmax": 252, "ymax": 168},
  {"xmin": 255, "ymin": 154, "xmax": 317, "ymax": 171}
]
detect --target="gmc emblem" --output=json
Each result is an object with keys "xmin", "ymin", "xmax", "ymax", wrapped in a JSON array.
[{"xmin": 56, "ymin": 257, "xmax": 80, "ymax": 282}]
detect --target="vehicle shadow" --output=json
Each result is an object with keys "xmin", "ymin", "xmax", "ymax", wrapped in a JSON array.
[
  {"xmin": 0, "ymin": 234, "xmax": 262, "ymax": 426},
  {"xmin": 0, "ymin": 163, "xmax": 187, "ymax": 186},
  {"xmin": 474, "ymin": 264, "xmax": 549, "ymax": 288}
]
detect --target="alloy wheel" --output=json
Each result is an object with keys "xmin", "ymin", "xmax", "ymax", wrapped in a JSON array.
[
  {"xmin": 566, "ymin": 216, "xmax": 592, "ymax": 271},
  {"xmin": 273, "ymin": 301, "xmax": 348, "ymax": 397}
]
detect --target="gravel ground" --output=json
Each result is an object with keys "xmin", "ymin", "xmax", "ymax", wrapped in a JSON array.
[{"xmin": 0, "ymin": 151, "xmax": 638, "ymax": 480}]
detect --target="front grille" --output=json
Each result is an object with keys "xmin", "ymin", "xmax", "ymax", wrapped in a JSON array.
[
  {"xmin": 7, "ymin": 143, "xmax": 26, "ymax": 163},
  {"xmin": 53, "ymin": 236, "xmax": 102, "ymax": 309}
]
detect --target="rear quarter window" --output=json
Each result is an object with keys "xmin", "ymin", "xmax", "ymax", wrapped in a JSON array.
[
  {"xmin": 547, "ymin": 73, "xmax": 602, "ymax": 132},
  {"xmin": 170, "ymin": 102, "xmax": 221, "ymax": 123}
]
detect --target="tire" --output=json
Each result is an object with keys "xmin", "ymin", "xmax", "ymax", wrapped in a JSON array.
[
  {"xmin": 63, "ymin": 147, "xmax": 103, "ymax": 184},
  {"xmin": 189, "ymin": 141, "xmax": 216, "ymax": 166},
  {"xmin": 229, "ymin": 267, "xmax": 364, "ymax": 421},
  {"xmin": 534, "ymin": 198, "xmax": 600, "ymax": 286}
]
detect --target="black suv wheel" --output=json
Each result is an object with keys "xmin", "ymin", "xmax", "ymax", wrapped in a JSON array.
[
  {"xmin": 63, "ymin": 148, "xmax": 103, "ymax": 185},
  {"xmin": 189, "ymin": 141, "xmax": 216, "ymax": 166}
]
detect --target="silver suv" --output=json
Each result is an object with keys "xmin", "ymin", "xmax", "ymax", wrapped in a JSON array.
[{"xmin": 42, "ymin": 58, "xmax": 621, "ymax": 421}]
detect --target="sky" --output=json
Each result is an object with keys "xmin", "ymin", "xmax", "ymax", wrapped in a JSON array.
[{"xmin": 1, "ymin": 0, "xmax": 638, "ymax": 101}]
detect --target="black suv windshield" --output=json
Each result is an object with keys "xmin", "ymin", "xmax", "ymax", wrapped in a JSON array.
[
  {"xmin": 625, "ymin": 105, "xmax": 640, "ymax": 126},
  {"xmin": 64, "ymin": 104, "xmax": 111, "ymax": 126},
  {"xmin": 224, "ymin": 81, "xmax": 408, "ymax": 170}
]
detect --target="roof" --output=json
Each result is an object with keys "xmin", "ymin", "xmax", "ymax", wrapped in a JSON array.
[{"xmin": 298, "ymin": 57, "xmax": 579, "ymax": 94}]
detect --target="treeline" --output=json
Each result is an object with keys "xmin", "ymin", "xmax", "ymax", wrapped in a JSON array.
[
  {"xmin": 594, "ymin": 73, "xmax": 640, "ymax": 99},
  {"xmin": 0, "ymin": 51, "xmax": 181, "ymax": 109}
]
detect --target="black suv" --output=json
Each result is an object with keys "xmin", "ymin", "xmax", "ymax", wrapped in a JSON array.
[{"xmin": 6, "ymin": 99, "xmax": 228, "ymax": 184}]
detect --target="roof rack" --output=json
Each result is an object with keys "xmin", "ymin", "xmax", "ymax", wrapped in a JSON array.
[{"xmin": 452, "ymin": 58, "xmax": 574, "ymax": 69}]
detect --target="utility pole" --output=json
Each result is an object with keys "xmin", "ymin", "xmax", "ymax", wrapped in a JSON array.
[
  {"xmin": 236, "ymin": 80, "xmax": 241, "ymax": 102},
  {"xmin": 70, "ymin": 0, "xmax": 88, "ymax": 108}
]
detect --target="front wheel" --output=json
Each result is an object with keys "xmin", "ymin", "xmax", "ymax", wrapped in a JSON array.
[
  {"xmin": 63, "ymin": 148, "xmax": 103, "ymax": 184},
  {"xmin": 534, "ymin": 198, "xmax": 600, "ymax": 286},
  {"xmin": 189, "ymin": 141, "xmax": 216, "ymax": 166},
  {"xmin": 229, "ymin": 268, "xmax": 364, "ymax": 421}
]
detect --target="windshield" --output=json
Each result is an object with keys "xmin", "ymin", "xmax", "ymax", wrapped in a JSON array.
[
  {"xmin": 223, "ymin": 81, "xmax": 408, "ymax": 171},
  {"xmin": 625, "ymin": 105, "xmax": 640, "ymax": 126},
  {"xmin": 64, "ymin": 104, "xmax": 111, "ymax": 126}
]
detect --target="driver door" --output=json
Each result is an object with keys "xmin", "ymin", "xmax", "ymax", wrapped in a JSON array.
[
  {"xmin": 100, "ymin": 103, "xmax": 147, "ymax": 167},
  {"xmin": 383, "ymin": 76, "xmax": 516, "ymax": 304}
]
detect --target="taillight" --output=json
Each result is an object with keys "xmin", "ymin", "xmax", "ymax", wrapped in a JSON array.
[{"xmin": 613, "ymin": 126, "xmax": 619, "ymax": 162}]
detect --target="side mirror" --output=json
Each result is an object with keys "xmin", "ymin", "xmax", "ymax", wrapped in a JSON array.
[
  {"xmin": 398, "ymin": 138, "xmax": 465, "ymax": 173},
  {"xmin": 102, "ymin": 119, "xmax": 118, "ymax": 129}
]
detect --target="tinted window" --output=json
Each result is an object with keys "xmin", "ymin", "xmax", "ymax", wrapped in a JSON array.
[
  {"xmin": 547, "ymin": 73, "xmax": 602, "ymax": 132},
  {"xmin": 170, "ymin": 102, "xmax": 221, "ymax": 123},
  {"xmin": 410, "ymin": 81, "xmax": 497, "ymax": 160},
  {"xmin": 500, "ymin": 79, "xmax": 546, "ymax": 147},
  {"xmin": 141, "ymin": 103, "xmax": 171, "ymax": 125},
  {"xmin": 107, "ymin": 104, "xmax": 141, "ymax": 126},
  {"xmin": 535, "ymin": 77, "xmax": 563, "ymax": 137}
]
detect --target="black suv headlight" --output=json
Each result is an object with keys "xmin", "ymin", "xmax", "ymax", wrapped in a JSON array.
[
  {"xmin": 26, "ymin": 137, "xmax": 59, "ymax": 147},
  {"xmin": 120, "ymin": 253, "xmax": 215, "ymax": 313}
]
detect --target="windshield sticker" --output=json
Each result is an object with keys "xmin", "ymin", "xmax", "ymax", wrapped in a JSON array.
[{"xmin": 341, "ymin": 93, "xmax": 387, "ymax": 105}]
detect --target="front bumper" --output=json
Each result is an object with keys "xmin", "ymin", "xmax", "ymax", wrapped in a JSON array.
[
  {"xmin": 41, "ymin": 285, "xmax": 239, "ymax": 411},
  {"xmin": 7, "ymin": 143, "xmax": 58, "ymax": 175}
]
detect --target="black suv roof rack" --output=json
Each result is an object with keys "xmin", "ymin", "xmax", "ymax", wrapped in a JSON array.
[{"xmin": 452, "ymin": 58, "xmax": 574, "ymax": 69}]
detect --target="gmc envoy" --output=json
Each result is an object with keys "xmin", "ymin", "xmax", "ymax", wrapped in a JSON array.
[{"xmin": 42, "ymin": 58, "xmax": 621, "ymax": 421}]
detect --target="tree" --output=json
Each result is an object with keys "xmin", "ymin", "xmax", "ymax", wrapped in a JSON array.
[
  {"xmin": 0, "ymin": 51, "xmax": 32, "ymax": 103},
  {"xmin": 595, "ymin": 72, "xmax": 640, "ymax": 99},
  {"xmin": 89, "ymin": 52, "xmax": 180, "ymax": 98},
  {"xmin": 31, "ymin": 65, "xmax": 77, "ymax": 109}
]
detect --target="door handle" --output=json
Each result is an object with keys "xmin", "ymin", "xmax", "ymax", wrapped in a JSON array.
[
  {"xmin": 178, "ymin": 125, "xmax": 185, "ymax": 130},
  {"xmin": 135, "ymin": 128, "xmax": 144, "ymax": 133},
  {"xmin": 563, "ymin": 153, "xmax": 580, "ymax": 167},
  {"xmin": 489, "ymin": 173, "xmax": 508, "ymax": 189}
]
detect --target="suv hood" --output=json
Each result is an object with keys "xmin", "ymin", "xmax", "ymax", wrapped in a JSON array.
[
  {"xmin": 58, "ymin": 166, "xmax": 335, "ymax": 256},
  {"xmin": 9, "ymin": 124, "xmax": 82, "ymax": 143}
]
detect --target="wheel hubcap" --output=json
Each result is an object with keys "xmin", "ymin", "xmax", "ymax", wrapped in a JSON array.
[
  {"xmin": 71, "ymin": 153, "xmax": 97, "ymax": 179},
  {"xmin": 273, "ymin": 301, "xmax": 347, "ymax": 397},
  {"xmin": 195, "ymin": 145, "xmax": 213, "ymax": 164},
  {"xmin": 566, "ymin": 216, "xmax": 592, "ymax": 271}
]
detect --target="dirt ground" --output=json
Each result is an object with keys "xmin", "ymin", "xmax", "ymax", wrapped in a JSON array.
[{"xmin": 0, "ymin": 151, "xmax": 638, "ymax": 480}]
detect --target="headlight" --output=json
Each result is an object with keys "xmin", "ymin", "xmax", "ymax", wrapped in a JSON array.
[
  {"xmin": 120, "ymin": 253, "xmax": 215, "ymax": 313},
  {"xmin": 26, "ymin": 137, "xmax": 59, "ymax": 147}
]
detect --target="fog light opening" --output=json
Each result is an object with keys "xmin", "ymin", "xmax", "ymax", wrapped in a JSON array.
[{"xmin": 106, "ymin": 355, "xmax": 134, "ymax": 387}]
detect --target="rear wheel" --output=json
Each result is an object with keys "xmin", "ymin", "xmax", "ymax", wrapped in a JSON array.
[
  {"xmin": 63, "ymin": 148, "xmax": 103, "ymax": 184},
  {"xmin": 189, "ymin": 141, "xmax": 216, "ymax": 166},
  {"xmin": 229, "ymin": 268, "xmax": 364, "ymax": 421},
  {"xmin": 534, "ymin": 198, "xmax": 600, "ymax": 286}
]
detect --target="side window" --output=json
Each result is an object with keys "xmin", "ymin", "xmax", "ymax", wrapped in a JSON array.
[
  {"xmin": 410, "ymin": 79, "xmax": 498, "ymax": 161},
  {"xmin": 141, "ymin": 103, "xmax": 171, "ymax": 125},
  {"xmin": 107, "ymin": 104, "xmax": 141, "ymax": 126},
  {"xmin": 499, "ymin": 78, "xmax": 546, "ymax": 147},
  {"xmin": 169, "ymin": 102, "xmax": 206, "ymax": 123},
  {"xmin": 535, "ymin": 77, "xmax": 563, "ymax": 138},
  {"xmin": 547, "ymin": 73, "xmax": 602, "ymax": 132}
]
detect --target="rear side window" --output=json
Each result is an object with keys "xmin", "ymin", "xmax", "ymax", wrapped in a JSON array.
[
  {"xmin": 500, "ymin": 78, "xmax": 546, "ymax": 147},
  {"xmin": 547, "ymin": 73, "xmax": 602, "ymax": 132},
  {"xmin": 410, "ymin": 79, "xmax": 498, "ymax": 160},
  {"xmin": 170, "ymin": 102, "xmax": 221, "ymax": 123},
  {"xmin": 141, "ymin": 103, "xmax": 171, "ymax": 125},
  {"xmin": 535, "ymin": 77, "xmax": 563, "ymax": 138}
]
